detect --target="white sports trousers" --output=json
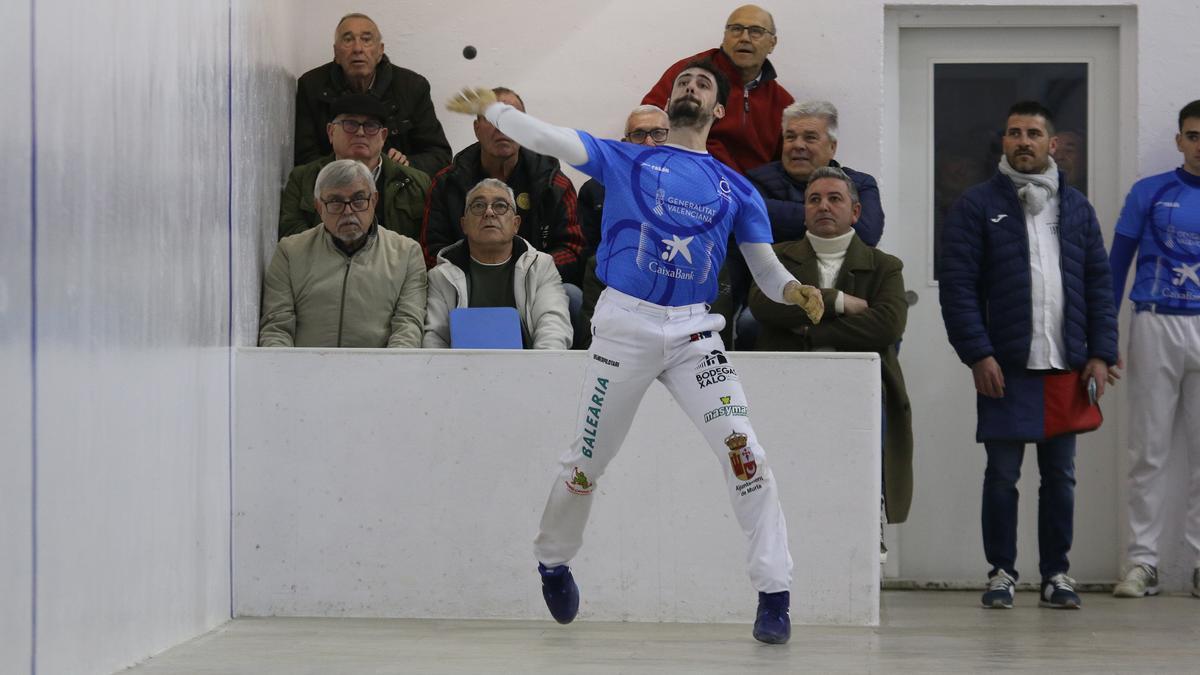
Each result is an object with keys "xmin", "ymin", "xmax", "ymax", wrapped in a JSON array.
[
  {"xmin": 1125, "ymin": 310, "xmax": 1200, "ymax": 568},
  {"xmin": 533, "ymin": 288, "xmax": 794, "ymax": 592}
]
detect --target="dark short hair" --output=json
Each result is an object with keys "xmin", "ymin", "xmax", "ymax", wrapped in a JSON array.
[
  {"xmin": 1179, "ymin": 100, "xmax": 1200, "ymax": 130},
  {"xmin": 678, "ymin": 60, "xmax": 731, "ymax": 108},
  {"xmin": 805, "ymin": 166, "xmax": 860, "ymax": 204},
  {"xmin": 491, "ymin": 87, "xmax": 525, "ymax": 111},
  {"xmin": 1006, "ymin": 100, "xmax": 1056, "ymax": 136}
]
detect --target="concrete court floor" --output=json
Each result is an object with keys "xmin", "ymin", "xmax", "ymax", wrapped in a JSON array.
[{"xmin": 122, "ymin": 591, "xmax": 1199, "ymax": 674}]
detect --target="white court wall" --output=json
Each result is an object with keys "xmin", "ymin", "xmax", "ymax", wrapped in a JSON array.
[
  {"xmin": 1, "ymin": 1, "xmax": 34, "ymax": 673},
  {"xmin": 235, "ymin": 350, "xmax": 882, "ymax": 626},
  {"xmin": 0, "ymin": 1, "xmax": 293, "ymax": 674},
  {"xmin": 282, "ymin": 0, "xmax": 1200, "ymax": 588}
]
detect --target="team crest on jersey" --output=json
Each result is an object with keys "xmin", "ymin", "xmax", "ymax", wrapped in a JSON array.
[{"xmin": 725, "ymin": 432, "xmax": 756, "ymax": 481}]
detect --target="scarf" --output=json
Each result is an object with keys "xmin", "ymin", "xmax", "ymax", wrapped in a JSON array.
[{"xmin": 998, "ymin": 155, "xmax": 1059, "ymax": 215}]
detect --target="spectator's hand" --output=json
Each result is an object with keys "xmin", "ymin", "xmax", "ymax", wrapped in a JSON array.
[
  {"xmin": 387, "ymin": 148, "xmax": 410, "ymax": 166},
  {"xmin": 843, "ymin": 293, "xmax": 869, "ymax": 316},
  {"xmin": 446, "ymin": 87, "xmax": 497, "ymax": 116},
  {"xmin": 972, "ymin": 356, "xmax": 1005, "ymax": 398},
  {"xmin": 1108, "ymin": 355, "xmax": 1124, "ymax": 386},
  {"xmin": 1082, "ymin": 358, "xmax": 1112, "ymax": 399},
  {"xmin": 783, "ymin": 281, "xmax": 824, "ymax": 324}
]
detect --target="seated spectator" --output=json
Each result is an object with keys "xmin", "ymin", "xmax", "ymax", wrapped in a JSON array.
[
  {"xmin": 259, "ymin": 159, "xmax": 426, "ymax": 348},
  {"xmin": 424, "ymin": 179, "xmax": 571, "ymax": 349},
  {"xmin": 421, "ymin": 87, "xmax": 585, "ymax": 285},
  {"xmin": 747, "ymin": 166, "xmax": 912, "ymax": 537},
  {"xmin": 578, "ymin": 105, "xmax": 671, "ymax": 345},
  {"xmin": 279, "ymin": 93, "xmax": 430, "ymax": 240},
  {"xmin": 294, "ymin": 13, "xmax": 451, "ymax": 175},
  {"xmin": 747, "ymin": 100, "xmax": 884, "ymax": 245},
  {"xmin": 641, "ymin": 4, "xmax": 793, "ymax": 173}
]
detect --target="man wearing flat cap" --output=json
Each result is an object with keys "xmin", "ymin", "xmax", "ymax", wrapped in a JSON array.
[
  {"xmin": 294, "ymin": 12, "xmax": 451, "ymax": 175},
  {"xmin": 279, "ymin": 93, "xmax": 431, "ymax": 241}
]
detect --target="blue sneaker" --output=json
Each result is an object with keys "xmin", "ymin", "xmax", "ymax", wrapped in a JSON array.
[
  {"xmin": 752, "ymin": 591, "xmax": 790, "ymax": 644},
  {"xmin": 981, "ymin": 569, "xmax": 1016, "ymax": 609},
  {"xmin": 538, "ymin": 563, "xmax": 579, "ymax": 624},
  {"xmin": 1040, "ymin": 573, "xmax": 1081, "ymax": 609}
]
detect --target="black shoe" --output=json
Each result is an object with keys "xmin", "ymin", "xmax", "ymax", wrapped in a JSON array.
[
  {"xmin": 752, "ymin": 590, "xmax": 791, "ymax": 644},
  {"xmin": 1039, "ymin": 573, "xmax": 1081, "ymax": 609},
  {"xmin": 538, "ymin": 563, "xmax": 579, "ymax": 624}
]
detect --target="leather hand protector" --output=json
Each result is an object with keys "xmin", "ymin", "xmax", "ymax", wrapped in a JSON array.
[{"xmin": 783, "ymin": 281, "xmax": 824, "ymax": 324}]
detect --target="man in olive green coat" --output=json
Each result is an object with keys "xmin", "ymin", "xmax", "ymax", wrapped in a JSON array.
[
  {"xmin": 748, "ymin": 166, "xmax": 913, "ymax": 525},
  {"xmin": 279, "ymin": 93, "xmax": 431, "ymax": 241}
]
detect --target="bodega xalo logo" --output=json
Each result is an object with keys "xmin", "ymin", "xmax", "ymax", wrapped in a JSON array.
[{"xmin": 695, "ymin": 350, "xmax": 738, "ymax": 388}]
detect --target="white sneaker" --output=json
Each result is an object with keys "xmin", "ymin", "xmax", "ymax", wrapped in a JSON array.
[
  {"xmin": 981, "ymin": 569, "xmax": 1016, "ymax": 609},
  {"xmin": 1113, "ymin": 563, "xmax": 1159, "ymax": 598}
]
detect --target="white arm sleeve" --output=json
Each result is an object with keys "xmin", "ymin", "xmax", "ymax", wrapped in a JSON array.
[
  {"xmin": 484, "ymin": 103, "xmax": 589, "ymax": 167},
  {"xmin": 739, "ymin": 241, "xmax": 798, "ymax": 304}
]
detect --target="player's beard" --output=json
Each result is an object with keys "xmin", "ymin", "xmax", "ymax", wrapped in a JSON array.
[{"xmin": 668, "ymin": 97, "xmax": 710, "ymax": 129}]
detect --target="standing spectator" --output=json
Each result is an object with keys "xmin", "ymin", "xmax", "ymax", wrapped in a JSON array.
[
  {"xmin": 260, "ymin": 159, "xmax": 426, "ymax": 348},
  {"xmin": 279, "ymin": 93, "xmax": 430, "ymax": 240},
  {"xmin": 424, "ymin": 179, "xmax": 571, "ymax": 350},
  {"xmin": 641, "ymin": 4, "xmax": 793, "ymax": 174},
  {"xmin": 1110, "ymin": 100, "xmax": 1200, "ymax": 600},
  {"xmin": 939, "ymin": 101, "xmax": 1118, "ymax": 610},
  {"xmin": 294, "ymin": 13, "xmax": 451, "ymax": 175}
]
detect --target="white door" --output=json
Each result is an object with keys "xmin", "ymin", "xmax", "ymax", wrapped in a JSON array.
[{"xmin": 889, "ymin": 25, "xmax": 1122, "ymax": 584}]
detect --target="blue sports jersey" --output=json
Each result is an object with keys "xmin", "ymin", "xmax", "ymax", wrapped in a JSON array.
[
  {"xmin": 1114, "ymin": 168, "xmax": 1200, "ymax": 310},
  {"xmin": 573, "ymin": 131, "xmax": 773, "ymax": 306}
]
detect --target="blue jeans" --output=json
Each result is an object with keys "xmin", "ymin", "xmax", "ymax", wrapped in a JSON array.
[{"xmin": 982, "ymin": 435, "xmax": 1077, "ymax": 581}]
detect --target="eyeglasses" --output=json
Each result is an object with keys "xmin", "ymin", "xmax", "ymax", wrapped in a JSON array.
[
  {"xmin": 334, "ymin": 119, "xmax": 383, "ymax": 135},
  {"xmin": 725, "ymin": 24, "xmax": 774, "ymax": 40},
  {"xmin": 321, "ymin": 195, "xmax": 372, "ymax": 214},
  {"xmin": 625, "ymin": 128, "xmax": 669, "ymax": 144},
  {"xmin": 467, "ymin": 200, "xmax": 512, "ymax": 216}
]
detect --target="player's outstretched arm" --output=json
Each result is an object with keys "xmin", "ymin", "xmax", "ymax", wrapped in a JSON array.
[
  {"xmin": 740, "ymin": 242, "xmax": 824, "ymax": 324},
  {"xmin": 446, "ymin": 87, "xmax": 589, "ymax": 166}
]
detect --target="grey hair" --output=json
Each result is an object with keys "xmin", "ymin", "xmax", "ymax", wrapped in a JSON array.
[
  {"xmin": 782, "ymin": 99, "xmax": 839, "ymax": 143},
  {"xmin": 626, "ymin": 105, "xmax": 668, "ymax": 132},
  {"xmin": 806, "ymin": 166, "xmax": 859, "ymax": 204},
  {"xmin": 464, "ymin": 178, "xmax": 516, "ymax": 209},
  {"xmin": 335, "ymin": 13, "xmax": 381, "ymax": 41},
  {"xmin": 313, "ymin": 159, "xmax": 376, "ymax": 199}
]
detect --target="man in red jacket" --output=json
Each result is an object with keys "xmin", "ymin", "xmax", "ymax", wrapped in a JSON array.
[{"xmin": 641, "ymin": 4, "xmax": 793, "ymax": 174}]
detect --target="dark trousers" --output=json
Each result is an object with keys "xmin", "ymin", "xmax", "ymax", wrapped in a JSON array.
[{"xmin": 982, "ymin": 435, "xmax": 1077, "ymax": 581}]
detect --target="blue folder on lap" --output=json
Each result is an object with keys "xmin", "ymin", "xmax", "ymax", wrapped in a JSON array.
[{"xmin": 449, "ymin": 307, "xmax": 523, "ymax": 349}]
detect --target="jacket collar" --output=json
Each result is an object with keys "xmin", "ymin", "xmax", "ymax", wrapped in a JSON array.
[
  {"xmin": 712, "ymin": 47, "xmax": 780, "ymax": 87},
  {"xmin": 438, "ymin": 235, "xmax": 530, "ymax": 270},
  {"xmin": 329, "ymin": 54, "xmax": 394, "ymax": 94},
  {"xmin": 777, "ymin": 233, "xmax": 873, "ymax": 274}
]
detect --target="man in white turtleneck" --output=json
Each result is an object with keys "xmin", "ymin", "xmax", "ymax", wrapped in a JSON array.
[{"xmin": 747, "ymin": 165, "xmax": 913, "ymax": 559}]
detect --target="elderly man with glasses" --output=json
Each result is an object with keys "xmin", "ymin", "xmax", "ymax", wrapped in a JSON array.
[
  {"xmin": 423, "ymin": 178, "xmax": 571, "ymax": 349},
  {"xmin": 260, "ymin": 159, "xmax": 427, "ymax": 348},
  {"xmin": 641, "ymin": 4, "xmax": 794, "ymax": 174},
  {"xmin": 279, "ymin": 93, "xmax": 431, "ymax": 241}
]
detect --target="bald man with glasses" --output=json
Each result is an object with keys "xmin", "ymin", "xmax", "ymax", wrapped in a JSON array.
[{"xmin": 641, "ymin": 4, "xmax": 794, "ymax": 174}]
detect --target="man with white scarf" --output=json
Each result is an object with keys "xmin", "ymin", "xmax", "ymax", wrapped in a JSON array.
[{"xmin": 940, "ymin": 101, "xmax": 1119, "ymax": 611}]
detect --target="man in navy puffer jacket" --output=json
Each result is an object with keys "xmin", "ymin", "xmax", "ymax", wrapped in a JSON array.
[{"xmin": 940, "ymin": 101, "xmax": 1119, "ymax": 612}]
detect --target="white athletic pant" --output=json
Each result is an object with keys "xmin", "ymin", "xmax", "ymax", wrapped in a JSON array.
[
  {"xmin": 534, "ymin": 288, "xmax": 794, "ymax": 592},
  {"xmin": 1125, "ymin": 311, "xmax": 1200, "ymax": 568}
]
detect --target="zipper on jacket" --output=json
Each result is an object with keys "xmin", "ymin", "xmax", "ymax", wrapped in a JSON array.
[{"xmin": 336, "ymin": 260, "xmax": 351, "ymax": 347}]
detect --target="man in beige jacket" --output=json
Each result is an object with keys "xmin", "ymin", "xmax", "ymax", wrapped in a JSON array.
[
  {"xmin": 423, "ymin": 178, "xmax": 571, "ymax": 349},
  {"xmin": 259, "ymin": 159, "xmax": 426, "ymax": 348}
]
